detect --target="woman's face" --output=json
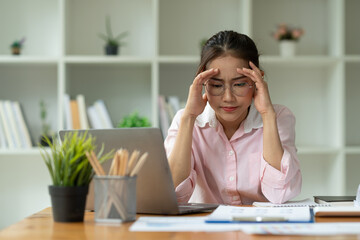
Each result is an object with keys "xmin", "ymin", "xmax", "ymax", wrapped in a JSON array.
[{"xmin": 206, "ymin": 55, "xmax": 254, "ymax": 129}]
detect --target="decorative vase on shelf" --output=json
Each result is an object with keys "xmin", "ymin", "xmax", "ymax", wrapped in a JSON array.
[{"xmin": 279, "ymin": 40, "xmax": 297, "ymax": 57}]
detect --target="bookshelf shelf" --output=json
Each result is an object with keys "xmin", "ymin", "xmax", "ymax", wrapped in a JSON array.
[
  {"xmin": 65, "ymin": 56, "xmax": 153, "ymax": 65},
  {"xmin": 0, "ymin": 56, "xmax": 58, "ymax": 64},
  {"xmin": 158, "ymin": 56, "xmax": 200, "ymax": 64},
  {"xmin": 345, "ymin": 147, "xmax": 360, "ymax": 155},
  {"xmin": 260, "ymin": 56, "xmax": 339, "ymax": 66},
  {"xmin": 0, "ymin": 0, "xmax": 359, "ymax": 224}
]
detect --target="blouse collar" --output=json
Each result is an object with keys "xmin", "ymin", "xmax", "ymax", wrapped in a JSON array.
[{"xmin": 195, "ymin": 102, "xmax": 263, "ymax": 133}]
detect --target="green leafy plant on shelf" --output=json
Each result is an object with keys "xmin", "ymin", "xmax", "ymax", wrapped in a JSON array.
[
  {"xmin": 117, "ymin": 111, "xmax": 151, "ymax": 128},
  {"xmin": 98, "ymin": 15, "xmax": 128, "ymax": 55},
  {"xmin": 39, "ymin": 100, "xmax": 52, "ymax": 146},
  {"xmin": 39, "ymin": 132, "xmax": 114, "ymax": 186}
]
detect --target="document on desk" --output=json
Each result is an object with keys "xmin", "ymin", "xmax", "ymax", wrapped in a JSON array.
[
  {"xmin": 253, "ymin": 198, "xmax": 330, "ymax": 207},
  {"xmin": 206, "ymin": 205, "xmax": 312, "ymax": 223},
  {"xmin": 129, "ymin": 216, "xmax": 243, "ymax": 232},
  {"xmin": 240, "ymin": 223, "xmax": 360, "ymax": 235}
]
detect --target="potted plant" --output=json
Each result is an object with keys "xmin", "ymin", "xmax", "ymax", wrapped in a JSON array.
[
  {"xmin": 39, "ymin": 132, "xmax": 113, "ymax": 222},
  {"xmin": 98, "ymin": 16, "xmax": 128, "ymax": 55},
  {"xmin": 117, "ymin": 111, "xmax": 151, "ymax": 128},
  {"xmin": 39, "ymin": 100, "xmax": 52, "ymax": 146},
  {"xmin": 272, "ymin": 24, "xmax": 304, "ymax": 57},
  {"xmin": 10, "ymin": 37, "xmax": 25, "ymax": 55}
]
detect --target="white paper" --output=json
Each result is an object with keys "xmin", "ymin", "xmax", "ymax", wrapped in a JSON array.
[
  {"xmin": 240, "ymin": 223, "xmax": 360, "ymax": 235},
  {"xmin": 207, "ymin": 205, "xmax": 311, "ymax": 222},
  {"xmin": 129, "ymin": 216, "xmax": 243, "ymax": 232},
  {"xmin": 253, "ymin": 198, "xmax": 330, "ymax": 207}
]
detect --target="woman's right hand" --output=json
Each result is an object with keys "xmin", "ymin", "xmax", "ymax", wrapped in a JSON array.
[{"xmin": 183, "ymin": 68, "xmax": 219, "ymax": 118}]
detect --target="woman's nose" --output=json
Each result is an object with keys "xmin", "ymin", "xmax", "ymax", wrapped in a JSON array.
[{"xmin": 222, "ymin": 85, "xmax": 235, "ymax": 101}]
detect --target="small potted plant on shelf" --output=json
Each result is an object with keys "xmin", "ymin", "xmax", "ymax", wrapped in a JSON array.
[
  {"xmin": 98, "ymin": 16, "xmax": 128, "ymax": 55},
  {"xmin": 39, "ymin": 132, "xmax": 113, "ymax": 222},
  {"xmin": 10, "ymin": 37, "xmax": 25, "ymax": 55},
  {"xmin": 271, "ymin": 23, "xmax": 304, "ymax": 57},
  {"xmin": 39, "ymin": 100, "xmax": 52, "ymax": 146},
  {"xmin": 117, "ymin": 111, "xmax": 151, "ymax": 128}
]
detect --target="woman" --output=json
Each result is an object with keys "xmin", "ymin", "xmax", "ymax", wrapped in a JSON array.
[{"xmin": 164, "ymin": 30, "xmax": 301, "ymax": 205}]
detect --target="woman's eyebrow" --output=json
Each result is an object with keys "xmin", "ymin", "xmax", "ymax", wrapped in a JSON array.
[{"xmin": 210, "ymin": 75, "xmax": 247, "ymax": 81}]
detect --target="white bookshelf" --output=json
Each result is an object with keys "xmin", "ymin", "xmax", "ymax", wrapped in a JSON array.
[{"xmin": 1, "ymin": 0, "xmax": 360, "ymax": 228}]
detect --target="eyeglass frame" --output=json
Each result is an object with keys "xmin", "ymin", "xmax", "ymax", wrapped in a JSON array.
[{"xmin": 203, "ymin": 78, "xmax": 255, "ymax": 97}]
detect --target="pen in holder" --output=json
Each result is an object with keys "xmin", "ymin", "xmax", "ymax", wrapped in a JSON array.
[
  {"xmin": 94, "ymin": 175, "xmax": 137, "ymax": 222},
  {"xmin": 86, "ymin": 149, "xmax": 148, "ymax": 223}
]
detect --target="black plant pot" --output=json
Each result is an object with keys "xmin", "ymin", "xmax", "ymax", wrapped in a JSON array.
[
  {"xmin": 105, "ymin": 44, "xmax": 119, "ymax": 55},
  {"xmin": 49, "ymin": 185, "xmax": 89, "ymax": 222}
]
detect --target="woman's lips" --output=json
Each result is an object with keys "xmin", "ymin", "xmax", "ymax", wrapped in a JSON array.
[{"xmin": 222, "ymin": 107, "xmax": 237, "ymax": 112}]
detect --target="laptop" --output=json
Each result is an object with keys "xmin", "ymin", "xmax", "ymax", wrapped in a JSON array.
[{"xmin": 59, "ymin": 128, "xmax": 218, "ymax": 214}]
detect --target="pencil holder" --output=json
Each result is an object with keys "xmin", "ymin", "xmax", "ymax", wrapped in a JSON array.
[{"xmin": 94, "ymin": 175, "xmax": 137, "ymax": 223}]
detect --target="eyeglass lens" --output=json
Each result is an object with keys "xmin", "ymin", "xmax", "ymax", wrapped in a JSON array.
[{"xmin": 205, "ymin": 79, "xmax": 253, "ymax": 97}]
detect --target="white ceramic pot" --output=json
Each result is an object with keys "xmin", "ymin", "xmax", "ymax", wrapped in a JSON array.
[{"xmin": 279, "ymin": 40, "xmax": 296, "ymax": 57}]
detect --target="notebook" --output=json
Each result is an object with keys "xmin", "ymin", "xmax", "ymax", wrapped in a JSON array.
[
  {"xmin": 59, "ymin": 128, "xmax": 218, "ymax": 215},
  {"xmin": 313, "ymin": 207, "xmax": 360, "ymax": 217},
  {"xmin": 253, "ymin": 198, "xmax": 331, "ymax": 208},
  {"xmin": 314, "ymin": 196, "xmax": 356, "ymax": 206}
]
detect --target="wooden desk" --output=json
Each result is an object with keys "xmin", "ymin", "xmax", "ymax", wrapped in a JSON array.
[{"xmin": 0, "ymin": 208, "xmax": 360, "ymax": 240}]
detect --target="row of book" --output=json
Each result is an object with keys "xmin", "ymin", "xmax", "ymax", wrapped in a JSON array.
[
  {"xmin": 63, "ymin": 94, "xmax": 113, "ymax": 130},
  {"xmin": 158, "ymin": 95, "xmax": 184, "ymax": 138},
  {"xmin": 0, "ymin": 100, "xmax": 32, "ymax": 149}
]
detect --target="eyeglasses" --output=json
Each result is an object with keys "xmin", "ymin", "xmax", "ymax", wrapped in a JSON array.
[{"xmin": 203, "ymin": 79, "xmax": 254, "ymax": 97}]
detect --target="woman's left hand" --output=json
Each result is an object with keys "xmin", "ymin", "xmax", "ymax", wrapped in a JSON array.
[{"xmin": 237, "ymin": 61, "xmax": 275, "ymax": 116}]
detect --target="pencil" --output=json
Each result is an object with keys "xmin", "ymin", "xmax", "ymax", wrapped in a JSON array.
[
  {"xmin": 126, "ymin": 150, "xmax": 140, "ymax": 176},
  {"xmin": 130, "ymin": 152, "xmax": 148, "ymax": 177}
]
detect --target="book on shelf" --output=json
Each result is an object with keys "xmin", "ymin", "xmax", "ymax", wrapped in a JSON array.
[
  {"xmin": 0, "ymin": 103, "xmax": 8, "ymax": 149},
  {"xmin": 76, "ymin": 94, "xmax": 89, "ymax": 129},
  {"xmin": 0, "ymin": 101, "xmax": 16, "ymax": 148},
  {"xmin": 12, "ymin": 101, "xmax": 32, "ymax": 148},
  {"xmin": 64, "ymin": 94, "xmax": 91, "ymax": 130},
  {"xmin": 87, "ymin": 99, "xmax": 113, "ymax": 129},
  {"xmin": 158, "ymin": 95, "xmax": 184, "ymax": 138},
  {"xmin": 4, "ymin": 100, "xmax": 22, "ymax": 148},
  {"xmin": 313, "ymin": 196, "xmax": 356, "ymax": 207},
  {"xmin": 0, "ymin": 100, "xmax": 32, "ymax": 149},
  {"xmin": 94, "ymin": 100, "xmax": 113, "ymax": 129},
  {"xmin": 63, "ymin": 94, "xmax": 72, "ymax": 130},
  {"xmin": 87, "ymin": 106, "xmax": 102, "ymax": 129},
  {"xmin": 70, "ymin": 100, "xmax": 81, "ymax": 129},
  {"xmin": 158, "ymin": 95, "xmax": 170, "ymax": 138}
]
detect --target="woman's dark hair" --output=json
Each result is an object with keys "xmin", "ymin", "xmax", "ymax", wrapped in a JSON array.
[{"xmin": 197, "ymin": 31, "xmax": 260, "ymax": 75}]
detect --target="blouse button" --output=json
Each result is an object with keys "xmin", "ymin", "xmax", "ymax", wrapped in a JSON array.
[
  {"xmin": 228, "ymin": 150, "xmax": 234, "ymax": 156},
  {"xmin": 229, "ymin": 176, "xmax": 234, "ymax": 181}
]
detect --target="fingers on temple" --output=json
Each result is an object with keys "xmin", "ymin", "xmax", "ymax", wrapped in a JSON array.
[
  {"xmin": 195, "ymin": 68, "xmax": 218, "ymax": 85},
  {"xmin": 249, "ymin": 61, "xmax": 262, "ymax": 75}
]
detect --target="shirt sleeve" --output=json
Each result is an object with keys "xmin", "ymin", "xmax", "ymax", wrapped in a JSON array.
[
  {"xmin": 260, "ymin": 105, "xmax": 302, "ymax": 204},
  {"xmin": 164, "ymin": 109, "xmax": 197, "ymax": 203}
]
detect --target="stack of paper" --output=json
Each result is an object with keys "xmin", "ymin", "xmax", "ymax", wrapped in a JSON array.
[{"xmin": 206, "ymin": 205, "xmax": 312, "ymax": 223}]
